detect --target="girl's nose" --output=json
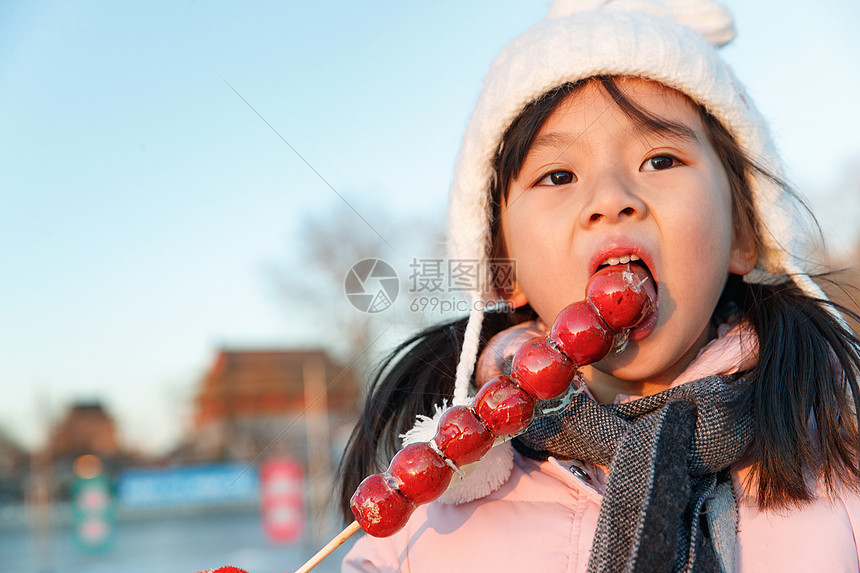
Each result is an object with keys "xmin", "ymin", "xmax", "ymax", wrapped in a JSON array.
[{"xmin": 578, "ymin": 174, "xmax": 648, "ymax": 227}]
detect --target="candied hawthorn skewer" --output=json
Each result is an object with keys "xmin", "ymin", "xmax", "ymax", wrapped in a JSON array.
[
  {"xmin": 350, "ymin": 264, "xmax": 655, "ymax": 536},
  {"xmin": 350, "ymin": 264, "xmax": 655, "ymax": 535},
  {"xmin": 295, "ymin": 264, "xmax": 655, "ymax": 572}
]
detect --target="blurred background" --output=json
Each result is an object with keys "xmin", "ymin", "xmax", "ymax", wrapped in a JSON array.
[{"xmin": 1, "ymin": 1, "xmax": 858, "ymax": 572}]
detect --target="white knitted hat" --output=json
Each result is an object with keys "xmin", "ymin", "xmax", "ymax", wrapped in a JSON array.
[{"xmin": 446, "ymin": 0, "xmax": 832, "ymax": 403}]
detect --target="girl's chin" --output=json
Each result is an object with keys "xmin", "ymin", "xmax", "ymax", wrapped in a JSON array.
[
  {"xmin": 594, "ymin": 312, "xmax": 659, "ymax": 373},
  {"xmin": 590, "ymin": 333, "xmax": 663, "ymax": 381},
  {"xmin": 585, "ymin": 361, "xmax": 676, "ymax": 401}
]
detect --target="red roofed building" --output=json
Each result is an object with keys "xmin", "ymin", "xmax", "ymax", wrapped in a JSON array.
[
  {"xmin": 188, "ymin": 349, "xmax": 360, "ymax": 463},
  {"xmin": 50, "ymin": 402, "xmax": 120, "ymax": 460}
]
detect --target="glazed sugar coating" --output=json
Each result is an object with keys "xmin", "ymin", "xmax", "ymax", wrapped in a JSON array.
[
  {"xmin": 510, "ymin": 337, "xmax": 578, "ymax": 400},
  {"xmin": 586, "ymin": 264, "xmax": 656, "ymax": 332},
  {"xmin": 350, "ymin": 473, "xmax": 415, "ymax": 538},
  {"xmin": 550, "ymin": 301, "xmax": 614, "ymax": 366},
  {"xmin": 433, "ymin": 405, "xmax": 495, "ymax": 467},
  {"xmin": 388, "ymin": 442, "xmax": 454, "ymax": 505},
  {"xmin": 473, "ymin": 375, "xmax": 536, "ymax": 436}
]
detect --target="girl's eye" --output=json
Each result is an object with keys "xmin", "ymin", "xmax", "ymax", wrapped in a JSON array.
[
  {"xmin": 535, "ymin": 170, "xmax": 575, "ymax": 186},
  {"xmin": 641, "ymin": 155, "xmax": 681, "ymax": 171}
]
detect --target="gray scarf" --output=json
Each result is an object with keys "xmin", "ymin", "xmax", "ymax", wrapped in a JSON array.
[{"xmin": 514, "ymin": 375, "xmax": 754, "ymax": 573}]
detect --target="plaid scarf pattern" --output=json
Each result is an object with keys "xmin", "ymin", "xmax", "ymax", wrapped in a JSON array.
[{"xmin": 515, "ymin": 375, "xmax": 754, "ymax": 572}]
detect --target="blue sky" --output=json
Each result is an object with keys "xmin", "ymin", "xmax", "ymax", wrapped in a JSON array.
[{"xmin": 1, "ymin": 1, "xmax": 858, "ymax": 454}]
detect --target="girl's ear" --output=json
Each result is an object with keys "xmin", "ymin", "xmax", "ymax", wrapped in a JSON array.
[
  {"xmin": 728, "ymin": 228, "xmax": 758, "ymax": 275},
  {"xmin": 493, "ymin": 261, "xmax": 528, "ymax": 308},
  {"xmin": 490, "ymin": 245, "xmax": 528, "ymax": 308},
  {"xmin": 504, "ymin": 283, "xmax": 529, "ymax": 309}
]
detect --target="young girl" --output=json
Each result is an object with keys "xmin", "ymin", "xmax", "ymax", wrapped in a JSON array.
[{"xmin": 338, "ymin": 1, "xmax": 860, "ymax": 571}]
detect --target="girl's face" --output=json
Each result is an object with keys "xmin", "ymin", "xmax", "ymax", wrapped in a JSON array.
[{"xmin": 500, "ymin": 78, "xmax": 757, "ymax": 402}]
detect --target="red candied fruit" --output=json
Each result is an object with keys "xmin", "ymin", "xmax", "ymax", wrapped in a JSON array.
[
  {"xmin": 387, "ymin": 442, "xmax": 454, "ymax": 505},
  {"xmin": 433, "ymin": 405, "xmax": 494, "ymax": 467},
  {"xmin": 550, "ymin": 301, "xmax": 614, "ymax": 366},
  {"xmin": 586, "ymin": 265, "xmax": 655, "ymax": 332},
  {"xmin": 350, "ymin": 473, "xmax": 415, "ymax": 538},
  {"xmin": 473, "ymin": 375, "xmax": 536, "ymax": 436},
  {"xmin": 511, "ymin": 337, "xmax": 578, "ymax": 400}
]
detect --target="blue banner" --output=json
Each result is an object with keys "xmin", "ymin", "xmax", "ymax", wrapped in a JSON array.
[{"xmin": 117, "ymin": 463, "xmax": 259, "ymax": 508}]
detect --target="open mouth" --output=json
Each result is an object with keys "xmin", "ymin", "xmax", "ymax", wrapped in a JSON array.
[
  {"xmin": 592, "ymin": 255, "xmax": 659, "ymax": 341},
  {"xmin": 595, "ymin": 255, "xmax": 655, "ymax": 293}
]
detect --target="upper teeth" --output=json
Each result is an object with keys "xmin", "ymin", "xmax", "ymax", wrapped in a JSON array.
[{"xmin": 600, "ymin": 254, "xmax": 640, "ymax": 266}]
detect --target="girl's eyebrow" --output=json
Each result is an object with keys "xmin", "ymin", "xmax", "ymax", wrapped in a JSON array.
[
  {"xmin": 527, "ymin": 120, "xmax": 701, "ymax": 162},
  {"xmin": 630, "ymin": 119, "xmax": 700, "ymax": 146},
  {"xmin": 528, "ymin": 131, "xmax": 579, "ymax": 156},
  {"xmin": 522, "ymin": 131, "xmax": 580, "ymax": 165}
]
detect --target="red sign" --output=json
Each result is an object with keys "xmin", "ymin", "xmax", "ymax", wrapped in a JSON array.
[{"xmin": 260, "ymin": 459, "xmax": 304, "ymax": 542}]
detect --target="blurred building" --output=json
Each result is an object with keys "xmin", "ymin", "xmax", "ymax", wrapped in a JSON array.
[
  {"xmin": 0, "ymin": 428, "xmax": 26, "ymax": 475},
  {"xmin": 185, "ymin": 349, "xmax": 360, "ymax": 464},
  {"xmin": 0, "ymin": 428, "xmax": 27, "ymax": 504},
  {"xmin": 35, "ymin": 401, "xmax": 126, "ymax": 501},
  {"xmin": 49, "ymin": 402, "xmax": 120, "ymax": 460}
]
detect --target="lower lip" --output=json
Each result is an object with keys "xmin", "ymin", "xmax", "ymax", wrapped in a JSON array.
[{"xmin": 628, "ymin": 303, "xmax": 658, "ymax": 342}]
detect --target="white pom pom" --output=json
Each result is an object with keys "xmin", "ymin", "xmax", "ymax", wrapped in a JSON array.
[
  {"xmin": 400, "ymin": 401, "xmax": 449, "ymax": 447},
  {"xmin": 547, "ymin": 0, "xmax": 735, "ymax": 47},
  {"xmin": 547, "ymin": 0, "xmax": 609, "ymax": 18},
  {"xmin": 437, "ymin": 441, "xmax": 515, "ymax": 505},
  {"xmin": 664, "ymin": 0, "xmax": 735, "ymax": 47}
]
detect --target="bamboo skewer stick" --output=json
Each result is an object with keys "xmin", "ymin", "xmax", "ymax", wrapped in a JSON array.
[{"xmin": 294, "ymin": 520, "xmax": 362, "ymax": 573}]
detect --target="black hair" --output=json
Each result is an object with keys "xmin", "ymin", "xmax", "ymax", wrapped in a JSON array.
[
  {"xmin": 337, "ymin": 76, "xmax": 860, "ymax": 520},
  {"xmin": 738, "ymin": 278, "xmax": 860, "ymax": 506}
]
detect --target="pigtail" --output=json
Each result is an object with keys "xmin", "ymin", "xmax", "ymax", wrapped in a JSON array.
[
  {"xmin": 336, "ymin": 308, "xmax": 536, "ymax": 521},
  {"xmin": 736, "ymin": 279, "xmax": 860, "ymax": 508}
]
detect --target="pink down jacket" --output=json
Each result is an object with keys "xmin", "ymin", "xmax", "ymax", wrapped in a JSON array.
[
  {"xmin": 343, "ymin": 323, "xmax": 860, "ymax": 572},
  {"xmin": 342, "ymin": 450, "xmax": 860, "ymax": 572}
]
